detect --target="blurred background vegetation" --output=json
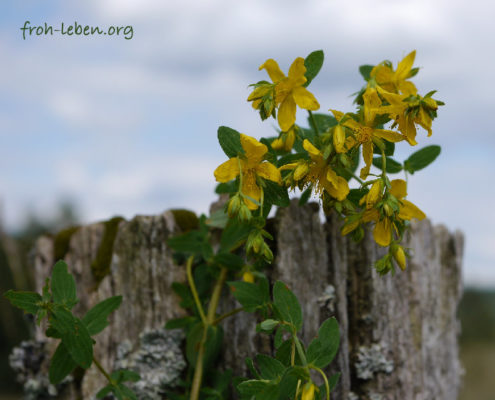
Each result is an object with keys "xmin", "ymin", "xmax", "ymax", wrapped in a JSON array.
[{"xmin": 0, "ymin": 203, "xmax": 493, "ymax": 399}]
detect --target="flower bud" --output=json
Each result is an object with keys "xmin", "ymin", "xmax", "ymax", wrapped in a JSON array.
[
  {"xmin": 227, "ymin": 195, "xmax": 242, "ymax": 217},
  {"xmin": 271, "ymin": 137, "xmax": 284, "ymax": 150},
  {"xmin": 333, "ymin": 124, "xmax": 346, "ymax": 153},
  {"xmin": 393, "ymin": 245, "xmax": 407, "ymax": 270},
  {"xmin": 238, "ymin": 203, "xmax": 252, "ymax": 222},
  {"xmin": 294, "ymin": 162, "xmax": 310, "ymax": 181},
  {"xmin": 301, "ymin": 382, "xmax": 316, "ymax": 400},
  {"xmin": 366, "ymin": 181, "xmax": 382, "ymax": 209},
  {"xmin": 242, "ymin": 271, "xmax": 255, "ymax": 283}
]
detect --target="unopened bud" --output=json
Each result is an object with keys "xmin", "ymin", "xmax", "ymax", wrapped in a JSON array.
[
  {"xmin": 238, "ymin": 204, "xmax": 252, "ymax": 222},
  {"xmin": 301, "ymin": 382, "xmax": 316, "ymax": 400},
  {"xmin": 271, "ymin": 137, "xmax": 284, "ymax": 150},
  {"xmin": 383, "ymin": 203, "xmax": 393, "ymax": 217},
  {"xmin": 333, "ymin": 125, "xmax": 346, "ymax": 153},
  {"xmin": 294, "ymin": 162, "xmax": 310, "ymax": 181},
  {"xmin": 423, "ymin": 97, "xmax": 438, "ymax": 110},
  {"xmin": 242, "ymin": 271, "xmax": 255, "ymax": 283},
  {"xmin": 393, "ymin": 245, "xmax": 407, "ymax": 271},
  {"xmin": 227, "ymin": 195, "xmax": 242, "ymax": 217},
  {"xmin": 366, "ymin": 181, "xmax": 382, "ymax": 209}
]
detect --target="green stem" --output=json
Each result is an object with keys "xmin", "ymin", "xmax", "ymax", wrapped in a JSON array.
[
  {"xmin": 212, "ymin": 307, "xmax": 244, "ymax": 325},
  {"xmin": 93, "ymin": 356, "xmax": 115, "ymax": 386},
  {"xmin": 186, "ymin": 255, "xmax": 207, "ymax": 325},
  {"xmin": 310, "ymin": 366, "xmax": 330, "ymax": 400},
  {"xmin": 190, "ymin": 267, "xmax": 228, "ymax": 400},
  {"xmin": 294, "ymin": 336, "xmax": 308, "ymax": 367},
  {"xmin": 348, "ymin": 170, "xmax": 364, "ymax": 185},
  {"xmin": 381, "ymin": 149, "xmax": 387, "ymax": 178},
  {"xmin": 308, "ymin": 111, "xmax": 320, "ymax": 136},
  {"xmin": 291, "ymin": 338, "xmax": 296, "ymax": 366}
]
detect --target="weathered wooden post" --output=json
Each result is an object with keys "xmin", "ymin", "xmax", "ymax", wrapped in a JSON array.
[{"xmin": 13, "ymin": 199, "xmax": 463, "ymax": 399}]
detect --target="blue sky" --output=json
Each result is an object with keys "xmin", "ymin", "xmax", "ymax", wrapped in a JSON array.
[{"xmin": 1, "ymin": 0, "xmax": 494, "ymax": 286}]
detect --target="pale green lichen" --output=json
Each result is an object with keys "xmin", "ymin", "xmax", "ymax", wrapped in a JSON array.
[
  {"xmin": 115, "ymin": 328, "xmax": 186, "ymax": 399},
  {"xmin": 355, "ymin": 344, "xmax": 394, "ymax": 380}
]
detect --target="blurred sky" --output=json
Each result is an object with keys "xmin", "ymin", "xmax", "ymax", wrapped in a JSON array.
[{"xmin": 0, "ymin": 0, "xmax": 494, "ymax": 286}]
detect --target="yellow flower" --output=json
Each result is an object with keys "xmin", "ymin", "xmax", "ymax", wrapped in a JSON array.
[
  {"xmin": 301, "ymin": 382, "xmax": 316, "ymax": 400},
  {"xmin": 373, "ymin": 87, "xmax": 437, "ymax": 145},
  {"xmin": 362, "ymin": 179, "xmax": 426, "ymax": 246},
  {"xmin": 371, "ymin": 50, "xmax": 418, "ymax": 96},
  {"xmin": 214, "ymin": 134, "xmax": 282, "ymax": 210},
  {"xmin": 331, "ymin": 107, "xmax": 404, "ymax": 180},
  {"xmin": 280, "ymin": 139, "xmax": 349, "ymax": 201},
  {"xmin": 259, "ymin": 58, "xmax": 319, "ymax": 131}
]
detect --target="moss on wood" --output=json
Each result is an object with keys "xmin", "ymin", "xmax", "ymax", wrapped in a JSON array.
[
  {"xmin": 53, "ymin": 226, "xmax": 80, "ymax": 261},
  {"xmin": 90, "ymin": 217, "xmax": 125, "ymax": 285},
  {"xmin": 170, "ymin": 209, "xmax": 199, "ymax": 232}
]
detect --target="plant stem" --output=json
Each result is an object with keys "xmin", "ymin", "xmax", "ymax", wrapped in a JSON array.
[
  {"xmin": 212, "ymin": 307, "xmax": 244, "ymax": 325},
  {"xmin": 190, "ymin": 267, "xmax": 228, "ymax": 400},
  {"xmin": 186, "ymin": 256, "xmax": 207, "ymax": 324},
  {"xmin": 294, "ymin": 336, "xmax": 308, "ymax": 366},
  {"xmin": 308, "ymin": 111, "xmax": 320, "ymax": 136},
  {"xmin": 311, "ymin": 366, "xmax": 330, "ymax": 400},
  {"xmin": 381, "ymin": 149, "xmax": 387, "ymax": 178},
  {"xmin": 291, "ymin": 338, "xmax": 296, "ymax": 366},
  {"xmin": 93, "ymin": 356, "xmax": 115, "ymax": 385}
]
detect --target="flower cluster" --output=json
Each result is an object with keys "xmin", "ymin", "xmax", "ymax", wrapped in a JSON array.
[{"xmin": 215, "ymin": 49, "xmax": 442, "ymax": 276}]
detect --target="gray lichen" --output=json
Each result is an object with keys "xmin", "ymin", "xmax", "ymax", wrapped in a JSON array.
[
  {"xmin": 9, "ymin": 340, "xmax": 72, "ymax": 399},
  {"xmin": 317, "ymin": 284, "xmax": 336, "ymax": 313},
  {"xmin": 115, "ymin": 328, "xmax": 186, "ymax": 400},
  {"xmin": 355, "ymin": 344, "xmax": 394, "ymax": 380}
]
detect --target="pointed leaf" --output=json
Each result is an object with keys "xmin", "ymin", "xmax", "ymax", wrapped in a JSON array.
[
  {"xmin": 4, "ymin": 290, "xmax": 41, "ymax": 315},
  {"xmin": 218, "ymin": 126, "xmax": 245, "ymax": 158},
  {"xmin": 82, "ymin": 296, "xmax": 122, "ymax": 336},
  {"xmin": 306, "ymin": 317, "xmax": 340, "ymax": 368},
  {"xmin": 49, "ymin": 342, "xmax": 77, "ymax": 384},
  {"xmin": 404, "ymin": 145, "xmax": 441, "ymax": 173},
  {"xmin": 273, "ymin": 281, "xmax": 302, "ymax": 331},
  {"xmin": 51, "ymin": 260, "xmax": 78, "ymax": 309},
  {"xmin": 304, "ymin": 50, "xmax": 324, "ymax": 87}
]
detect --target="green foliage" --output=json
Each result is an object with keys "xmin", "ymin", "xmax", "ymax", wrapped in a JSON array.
[
  {"xmin": 218, "ymin": 126, "xmax": 245, "ymax": 158},
  {"xmin": 372, "ymin": 156, "xmax": 403, "ymax": 173},
  {"xmin": 96, "ymin": 369, "xmax": 141, "ymax": 400},
  {"xmin": 404, "ymin": 145, "xmax": 441, "ymax": 174},
  {"xmin": 3, "ymin": 260, "xmax": 134, "ymax": 395},
  {"xmin": 272, "ymin": 281, "xmax": 303, "ymax": 332},
  {"xmin": 303, "ymin": 50, "xmax": 324, "ymax": 87},
  {"xmin": 359, "ymin": 64, "xmax": 374, "ymax": 81}
]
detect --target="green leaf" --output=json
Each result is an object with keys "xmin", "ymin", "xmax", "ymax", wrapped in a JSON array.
[
  {"xmin": 49, "ymin": 342, "xmax": 77, "ymax": 384},
  {"xmin": 215, "ymin": 180, "xmax": 238, "ymax": 194},
  {"xmin": 372, "ymin": 156, "xmax": 403, "ymax": 173},
  {"xmin": 206, "ymin": 208, "xmax": 229, "ymax": 229},
  {"xmin": 111, "ymin": 369, "xmax": 141, "ymax": 383},
  {"xmin": 165, "ymin": 316, "xmax": 197, "ymax": 330},
  {"xmin": 186, "ymin": 323, "xmax": 223, "ymax": 369},
  {"xmin": 218, "ymin": 126, "xmax": 244, "ymax": 158},
  {"xmin": 49, "ymin": 306, "xmax": 93, "ymax": 369},
  {"xmin": 82, "ymin": 296, "xmax": 122, "ymax": 336},
  {"xmin": 307, "ymin": 113, "xmax": 337, "ymax": 133},
  {"xmin": 404, "ymin": 145, "xmax": 441, "ymax": 173},
  {"xmin": 306, "ymin": 317, "xmax": 340, "ymax": 368},
  {"xmin": 245, "ymin": 357, "xmax": 261, "ymax": 379},
  {"xmin": 303, "ymin": 50, "xmax": 324, "ymax": 87},
  {"xmin": 299, "ymin": 186, "xmax": 312, "ymax": 206},
  {"xmin": 96, "ymin": 385, "xmax": 113, "ymax": 399},
  {"xmin": 263, "ymin": 180, "xmax": 289, "ymax": 208},
  {"xmin": 220, "ymin": 220, "xmax": 251, "ymax": 252},
  {"xmin": 51, "ymin": 260, "xmax": 78, "ymax": 309},
  {"xmin": 256, "ymin": 354, "xmax": 286, "ymax": 380},
  {"xmin": 359, "ymin": 65, "xmax": 374, "ymax": 81},
  {"xmin": 228, "ymin": 280, "xmax": 270, "ymax": 313},
  {"xmin": 3, "ymin": 290, "xmax": 41, "ymax": 315},
  {"xmin": 276, "ymin": 339, "xmax": 303, "ymax": 366},
  {"xmin": 212, "ymin": 252, "xmax": 245, "ymax": 270},
  {"xmin": 237, "ymin": 380, "xmax": 279, "ymax": 400},
  {"xmin": 272, "ymin": 281, "xmax": 302, "ymax": 331},
  {"xmin": 329, "ymin": 372, "xmax": 340, "ymax": 390},
  {"xmin": 373, "ymin": 140, "xmax": 395, "ymax": 156}
]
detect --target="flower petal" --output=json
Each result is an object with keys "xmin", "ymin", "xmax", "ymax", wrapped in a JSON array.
[
  {"xmin": 292, "ymin": 87, "xmax": 319, "ymax": 111},
  {"xmin": 214, "ymin": 158, "xmax": 240, "ymax": 182},
  {"xmin": 259, "ymin": 59, "xmax": 285, "ymax": 83},
  {"xmin": 302, "ymin": 139, "xmax": 321, "ymax": 159},
  {"xmin": 374, "ymin": 129, "xmax": 405, "ymax": 143},
  {"xmin": 360, "ymin": 141, "xmax": 373, "ymax": 179},
  {"xmin": 373, "ymin": 217, "xmax": 392, "ymax": 247},
  {"xmin": 242, "ymin": 172, "xmax": 261, "ymax": 210},
  {"xmin": 326, "ymin": 169, "xmax": 350, "ymax": 201},
  {"xmin": 399, "ymin": 200, "xmax": 426, "ymax": 220},
  {"xmin": 288, "ymin": 57, "xmax": 307, "ymax": 80},
  {"xmin": 362, "ymin": 209, "xmax": 379, "ymax": 222},
  {"xmin": 278, "ymin": 95, "xmax": 297, "ymax": 131},
  {"xmin": 256, "ymin": 162, "xmax": 282, "ymax": 184},
  {"xmin": 390, "ymin": 179, "xmax": 407, "ymax": 199},
  {"xmin": 240, "ymin": 134, "xmax": 267, "ymax": 165},
  {"xmin": 396, "ymin": 50, "xmax": 416, "ymax": 81}
]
